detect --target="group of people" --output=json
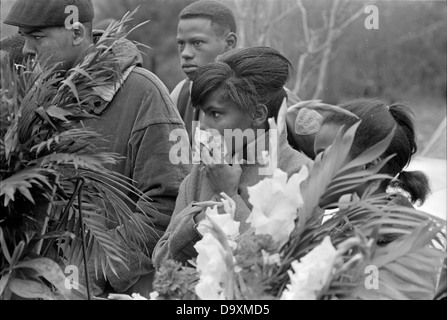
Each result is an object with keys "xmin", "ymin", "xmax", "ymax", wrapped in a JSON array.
[{"xmin": 2, "ymin": 0, "xmax": 443, "ymax": 299}]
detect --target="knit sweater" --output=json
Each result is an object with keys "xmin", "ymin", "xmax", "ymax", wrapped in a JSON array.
[{"xmin": 152, "ymin": 132, "xmax": 313, "ymax": 269}]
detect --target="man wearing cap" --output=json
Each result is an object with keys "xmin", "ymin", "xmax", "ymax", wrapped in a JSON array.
[{"xmin": 4, "ymin": 0, "xmax": 190, "ymax": 297}]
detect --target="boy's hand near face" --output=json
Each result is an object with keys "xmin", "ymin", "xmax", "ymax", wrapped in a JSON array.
[{"xmin": 201, "ymin": 149, "xmax": 242, "ymax": 197}]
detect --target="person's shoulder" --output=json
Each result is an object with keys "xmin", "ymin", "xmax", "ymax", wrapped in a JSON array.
[
  {"xmin": 121, "ymin": 67, "xmax": 186, "ymax": 129},
  {"xmin": 279, "ymin": 143, "xmax": 313, "ymax": 174},
  {"xmin": 170, "ymin": 79, "xmax": 190, "ymax": 107},
  {"xmin": 127, "ymin": 66, "xmax": 170, "ymax": 92},
  {"xmin": 171, "ymin": 79, "xmax": 189, "ymax": 93},
  {"xmin": 124, "ymin": 66, "xmax": 174, "ymax": 108}
]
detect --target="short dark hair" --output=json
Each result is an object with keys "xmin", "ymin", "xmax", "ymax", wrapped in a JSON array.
[
  {"xmin": 179, "ymin": 0, "xmax": 237, "ymax": 37},
  {"xmin": 191, "ymin": 46, "xmax": 291, "ymax": 124},
  {"xmin": 323, "ymin": 98, "xmax": 430, "ymax": 204}
]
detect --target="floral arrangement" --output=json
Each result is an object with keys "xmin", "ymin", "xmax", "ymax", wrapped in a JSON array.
[{"xmin": 146, "ymin": 108, "xmax": 446, "ymax": 301}]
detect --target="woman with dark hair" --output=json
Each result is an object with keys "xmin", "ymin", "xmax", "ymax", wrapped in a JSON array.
[
  {"xmin": 314, "ymin": 98, "xmax": 431, "ymax": 209},
  {"xmin": 152, "ymin": 46, "xmax": 312, "ymax": 268},
  {"xmin": 314, "ymin": 99, "xmax": 445, "ymax": 300}
]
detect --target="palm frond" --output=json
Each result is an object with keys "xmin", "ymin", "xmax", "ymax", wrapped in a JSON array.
[
  {"xmin": 291, "ymin": 121, "xmax": 394, "ymax": 243},
  {"xmin": 0, "ymin": 168, "xmax": 54, "ymax": 206},
  {"xmin": 347, "ymin": 223, "xmax": 445, "ymax": 300},
  {"xmin": 265, "ymin": 121, "xmax": 445, "ymax": 299}
]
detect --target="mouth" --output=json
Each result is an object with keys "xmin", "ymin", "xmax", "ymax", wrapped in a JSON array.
[{"xmin": 182, "ymin": 65, "xmax": 197, "ymax": 75}]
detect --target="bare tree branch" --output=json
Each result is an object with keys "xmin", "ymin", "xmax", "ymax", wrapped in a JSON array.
[
  {"xmin": 297, "ymin": 0, "xmax": 310, "ymax": 46},
  {"xmin": 337, "ymin": 3, "xmax": 367, "ymax": 32},
  {"xmin": 293, "ymin": 52, "xmax": 309, "ymax": 95},
  {"xmin": 313, "ymin": 0, "xmax": 339, "ymax": 99}
]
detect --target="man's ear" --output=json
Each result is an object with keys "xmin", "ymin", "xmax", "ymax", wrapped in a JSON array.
[
  {"xmin": 224, "ymin": 32, "xmax": 237, "ymax": 50},
  {"xmin": 253, "ymin": 104, "xmax": 268, "ymax": 127},
  {"xmin": 71, "ymin": 22, "xmax": 86, "ymax": 46}
]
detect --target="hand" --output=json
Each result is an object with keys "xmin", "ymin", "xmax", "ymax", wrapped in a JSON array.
[
  {"xmin": 193, "ymin": 201, "xmax": 223, "ymax": 210},
  {"xmin": 201, "ymin": 150, "xmax": 242, "ymax": 197},
  {"xmin": 192, "ymin": 201, "xmax": 223, "ymax": 224}
]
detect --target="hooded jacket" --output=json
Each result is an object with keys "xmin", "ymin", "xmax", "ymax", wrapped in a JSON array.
[{"xmin": 79, "ymin": 33, "xmax": 190, "ymax": 294}]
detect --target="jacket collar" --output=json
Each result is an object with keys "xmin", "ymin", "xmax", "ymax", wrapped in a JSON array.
[{"xmin": 87, "ymin": 32, "xmax": 143, "ymax": 114}]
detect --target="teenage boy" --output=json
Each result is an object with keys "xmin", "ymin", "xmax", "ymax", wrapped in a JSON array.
[{"xmin": 170, "ymin": 0, "xmax": 237, "ymax": 144}]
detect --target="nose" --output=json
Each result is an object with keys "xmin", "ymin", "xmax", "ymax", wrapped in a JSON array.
[
  {"xmin": 180, "ymin": 44, "xmax": 194, "ymax": 60},
  {"xmin": 199, "ymin": 115, "xmax": 210, "ymax": 131},
  {"xmin": 22, "ymin": 39, "xmax": 36, "ymax": 59}
]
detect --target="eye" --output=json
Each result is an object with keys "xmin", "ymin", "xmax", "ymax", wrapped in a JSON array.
[
  {"xmin": 177, "ymin": 41, "xmax": 185, "ymax": 48},
  {"xmin": 211, "ymin": 111, "xmax": 220, "ymax": 119},
  {"xmin": 193, "ymin": 40, "xmax": 204, "ymax": 47},
  {"xmin": 33, "ymin": 35, "xmax": 43, "ymax": 40}
]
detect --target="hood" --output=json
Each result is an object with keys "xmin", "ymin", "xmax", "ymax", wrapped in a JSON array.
[
  {"xmin": 89, "ymin": 31, "xmax": 144, "ymax": 112},
  {"xmin": 93, "ymin": 30, "xmax": 143, "ymax": 71}
]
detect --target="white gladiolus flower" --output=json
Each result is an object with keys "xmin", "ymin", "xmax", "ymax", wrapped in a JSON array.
[
  {"xmin": 280, "ymin": 236, "xmax": 338, "ymax": 300},
  {"xmin": 194, "ymin": 233, "xmax": 229, "ymax": 300},
  {"xmin": 195, "ymin": 276, "xmax": 226, "ymax": 300},
  {"xmin": 220, "ymin": 192, "xmax": 236, "ymax": 219},
  {"xmin": 247, "ymin": 166, "xmax": 309, "ymax": 246},
  {"xmin": 107, "ymin": 293, "xmax": 148, "ymax": 300},
  {"xmin": 208, "ymin": 206, "xmax": 239, "ymax": 238},
  {"xmin": 196, "ymin": 194, "xmax": 240, "ymax": 249},
  {"xmin": 149, "ymin": 292, "xmax": 159, "ymax": 300},
  {"xmin": 131, "ymin": 293, "xmax": 148, "ymax": 300}
]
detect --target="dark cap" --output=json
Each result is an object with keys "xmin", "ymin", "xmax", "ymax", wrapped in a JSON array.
[{"xmin": 4, "ymin": 0, "xmax": 94, "ymax": 29}]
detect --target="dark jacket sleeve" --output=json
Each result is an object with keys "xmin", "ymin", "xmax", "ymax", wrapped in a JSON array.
[
  {"xmin": 128, "ymin": 70, "xmax": 191, "ymax": 255},
  {"xmin": 105, "ymin": 68, "xmax": 191, "ymax": 292},
  {"xmin": 152, "ymin": 175, "xmax": 203, "ymax": 269}
]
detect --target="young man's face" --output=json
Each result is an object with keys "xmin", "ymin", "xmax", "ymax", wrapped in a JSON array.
[
  {"xmin": 177, "ymin": 18, "xmax": 229, "ymax": 81},
  {"xmin": 200, "ymin": 90, "xmax": 255, "ymax": 156},
  {"xmin": 19, "ymin": 26, "xmax": 79, "ymax": 71}
]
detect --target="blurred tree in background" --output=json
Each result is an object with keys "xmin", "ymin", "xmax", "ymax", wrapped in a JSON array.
[
  {"xmin": 89, "ymin": 0, "xmax": 445, "ymax": 105},
  {"xmin": 228, "ymin": 0, "xmax": 445, "ymax": 103}
]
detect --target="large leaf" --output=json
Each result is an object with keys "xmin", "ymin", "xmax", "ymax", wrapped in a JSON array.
[
  {"xmin": 8, "ymin": 278, "xmax": 56, "ymax": 300},
  {"xmin": 14, "ymin": 258, "xmax": 73, "ymax": 299},
  {"xmin": 0, "ymin": 228, "xmax": 12, "ymax": 264},
  {"xmin": 343, "ymin": 222, "xmax": 445, "ymax": 300},
  {"xmin": 0, "ymin": 168, "xmax": 54, "ymax": 206},
  {"xmin": 292, "ymin": 123, "xmax": 359, "ymax": 239},
  {"xmin": 0, "ymin": 272, "xmax": 11, "ymax": 297},
  {"xmin": 288, "ymin": 100, "xmax": 359, "ymax": 119}
]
